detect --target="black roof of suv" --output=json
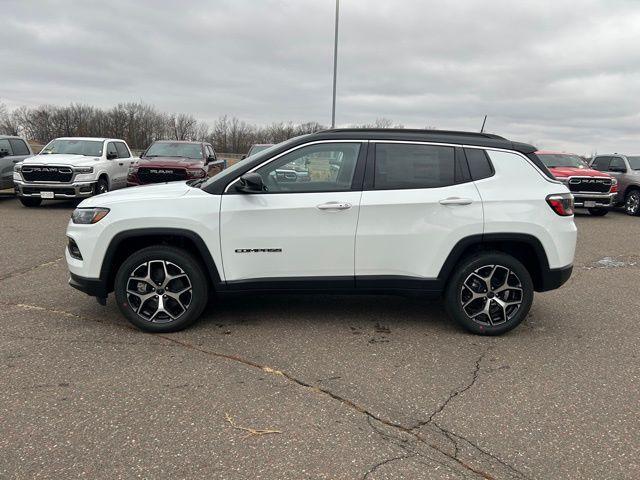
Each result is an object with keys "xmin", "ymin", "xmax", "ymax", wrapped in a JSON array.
[{"xmin": 202, "ymin": 128, "xmax": 543, "ymax": 194}]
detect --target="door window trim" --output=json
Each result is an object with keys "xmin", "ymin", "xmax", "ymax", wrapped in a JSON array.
[{"xmin": 223, "ymin": 140, "xmax": 368, "ymax": 194}]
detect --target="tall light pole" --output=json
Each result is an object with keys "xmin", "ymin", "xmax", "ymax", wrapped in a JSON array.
[{"xmin": 331, "ymin": 0, "xmax": 339, "ymax": 128}]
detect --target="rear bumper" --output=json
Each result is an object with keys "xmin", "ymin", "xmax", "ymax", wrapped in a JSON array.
[
  {"xmin": 572, "ymin": 192, "xmax": 615, "ymax": 208},
  {"xmin": 14, "ymin": 180, "xmax": 96, "ymax": 198},
  {"xmin": 537, "ymin": 264, "xmax": 573, "ymax": 292}
]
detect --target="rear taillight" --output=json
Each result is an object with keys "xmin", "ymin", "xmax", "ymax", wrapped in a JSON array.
[
  {"xmin": 546, "ymin": 193, "xmax": 574, "ymax": 216},
  {"xmin": 610, "ymin": 178, "xmax": 618, "ymax": 193}
]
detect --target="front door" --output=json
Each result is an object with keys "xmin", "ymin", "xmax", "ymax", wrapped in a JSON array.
[{"xmin": 220, "ymin": 141, "xmax": 365, "ymax": 287}]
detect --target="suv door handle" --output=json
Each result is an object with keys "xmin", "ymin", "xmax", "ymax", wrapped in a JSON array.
[
  {"xmin": 317, "ymin": 202, "xmax": 352, "ymax": 210},
  {"xmin": 119, "ymin": 162, "xmax": 124, "ymax": 166},
  {"xmin": 439, "ymin": 197, "xmax": 473, "ymax": 206}
]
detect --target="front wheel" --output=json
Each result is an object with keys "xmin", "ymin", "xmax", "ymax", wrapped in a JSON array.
[
  {"xmin": 94, "ymin": 178, "xmax": 109, "ymax": 196},
  {"xmin": 444, "ymin": 252, "xmax": 534, "ymax": 335},
  {"xmin": 114, "ymin": 246, "xmax": 209, "ymax": 332},
  {"xmin": 625, "ymin": 190, "xmax": 640, "ymax": 216},
  {"xmin": 588, "ymin": 208, "xmax": 609, "ymax": 216},
  {"xmin": 19, "ymin": 196, "xmax": 42, "ymax": 207}
]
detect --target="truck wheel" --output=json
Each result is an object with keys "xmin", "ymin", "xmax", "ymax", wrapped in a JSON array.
[
  {"xmin": 625, "ymin": 190, "xmax": 640, "ymax": 216},
  {"xmin": 114, "ymin": 246, "xmax": 209, "ymax": 333},
  {"xmin": 444, "ymin": 252, "xmax": 534, "ymax": 336},
  {"xmin": 19, "ymin": 197, "xmax": 42, "ymax": 208},
  {"xmin": 588, "ymin": 208, "xmax": 608, "ymax": 216},
  {"xmin": 94, "ymin": 178, "xmax": 109, "ymax": 196}
]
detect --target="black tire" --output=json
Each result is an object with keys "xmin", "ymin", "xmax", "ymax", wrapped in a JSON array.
[
  {"xmin": 587, "ymin": 208, "xmax": 609, "ymax": 216},
  {"xmin": 94, "ymin": 177, "xmax": 109, "ymax": 196},
  {"xmin": 444, "ymin": 251, "xmax": 534, "ymax": 336},
  {"xmin": 114, "ymin": 246, "xmax": 209, "ymax": 332},
  {"xmin": 19, "ymin": 196, "xmax": 42, "ymax": 207},
  {"xmin": 624, "ymin": 190, "xmax": 640, "ymax": 216}
]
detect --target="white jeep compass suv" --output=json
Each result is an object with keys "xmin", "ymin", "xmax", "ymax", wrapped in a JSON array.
[{"xmin": 66, "ymin": 129, "xmax": 576, "ymax": 335}]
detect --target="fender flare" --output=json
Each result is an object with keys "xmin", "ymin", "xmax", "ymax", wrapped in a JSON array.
[{"xmin": 99, "ymin": 228, "xmax": 222, "ymax": 291}]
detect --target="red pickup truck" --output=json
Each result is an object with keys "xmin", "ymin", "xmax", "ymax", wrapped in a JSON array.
[{"xmin": 536, "ymin": 151, "xmax": 617, "ymax": 216}]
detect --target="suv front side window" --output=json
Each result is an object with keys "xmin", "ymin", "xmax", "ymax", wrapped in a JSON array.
[
  {"xmin": 254, "ymin": 142, "xmax": 361, "ymax": 193},
  {"xmin": 591, "ymin": 156, "xmax": 611, "ymax": 171},
  {"xmin": 374, "ymin": 143, "xmax": 455, "ymax": 190},
  {"xmin": 8, "ymin": 139, "xmax": 29, "ymax": 156}
]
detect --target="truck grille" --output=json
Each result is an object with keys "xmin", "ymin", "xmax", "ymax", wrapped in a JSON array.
[
  {"xmin": 21, "ymin": 166, "xmax": 73, "ymax": 182},
  {"xmin": 568, "ymin": 177, "xmax": 612, "ymax": 193},
  {"xmin": 137, "ymin": 167, "xmax": 187, "ymax": 184}
]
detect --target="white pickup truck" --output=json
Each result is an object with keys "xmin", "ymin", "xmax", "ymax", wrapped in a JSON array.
[{"xmin": 13, "ymin": 137, "xmax": 134, "ymax": 207}]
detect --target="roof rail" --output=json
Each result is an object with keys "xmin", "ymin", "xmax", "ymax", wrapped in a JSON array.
[{"xmin": 318, "ymin": 128, "xmax": 506, "ymax": 140}]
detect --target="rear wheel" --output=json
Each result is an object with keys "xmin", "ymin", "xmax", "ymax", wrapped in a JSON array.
[
  {"xmin": 114, "ymin": 246, "xmax": 209, "ymax": 332},
  {"xmin": 444, "ymin": 252, "xmax": 534, "ymax": 335},
  {"xmin": 625, "ymin": 190, "xmax": 640, "ymax": 216},
  {"xmin": 588, "ymin": 208, "xmax": 608, "ymax": 216},
  {"xmin": 19, "ymin": 196, "xmax": 42, "ymax": 207}
]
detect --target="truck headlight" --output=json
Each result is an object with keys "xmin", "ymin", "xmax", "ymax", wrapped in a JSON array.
[
  {"xmin": 71, "ymin": 207, "xmax": 110, "ymax": 224},
  {"xmin": 74, "ymin": 166, "xmax": 94, "ymax": 174},
  {"xmin": 14, "ymin": 163, "xmax": 22, "ymax": 173},
  {"xmin": 187, "ymin": 169, "xmax": 206, "ymax": 178}
]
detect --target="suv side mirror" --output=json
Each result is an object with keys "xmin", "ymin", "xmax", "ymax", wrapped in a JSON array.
[
  {"xmin": 0, "ymin": 149, "xmax": 9, "ymax": 158},
  {"xmin": 106, "ymin": 152, "xmax": 118, "ymax": 160},
  {"xmin": 236, "ymin": 172, "xmax": 266, "ymax": 193}
]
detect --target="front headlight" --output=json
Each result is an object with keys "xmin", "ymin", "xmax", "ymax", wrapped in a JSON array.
[
  {"xmin": 74, "ymin": 166, "xmax": 94, "ymax": 174},
  {"xmin": 71, "ymin": 207, "xmax": 110, "ymax": 224},
  {"xmin": 187, "ymin": 169, "xmax": 206, "ymax": 178}
]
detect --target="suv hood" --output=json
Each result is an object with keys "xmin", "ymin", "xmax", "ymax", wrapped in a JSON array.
[
  {"xmin": 80, "ymin": 181, "xmax": 193, "ymax": 207},
  {"xmin": 549, "ymin": 166, "xmax": 611, "ymax": 178},
  {"xmin": 23, "ymin": 154, "xmax": 101, "ymax": 167},
  {"xmin": 136, "ymin": 157, "xmax": 204, "ymax": 169}
]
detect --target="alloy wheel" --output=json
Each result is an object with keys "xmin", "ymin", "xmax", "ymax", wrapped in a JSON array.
[
  {"xmin": 626, "ymin": 192, "xmax": 640, "ymax": 215},
  {"xmin": 126, "ymin": 260, "xmax": 192, "ymax": 323},
  {"xmin": 460, "ymin": 264, "xmax": 524, "ymax": 326}
]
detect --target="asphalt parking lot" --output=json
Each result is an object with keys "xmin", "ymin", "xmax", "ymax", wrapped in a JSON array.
[{"xmin": 0, "ymin": 193, "xmax": 638, "ymax": 480}]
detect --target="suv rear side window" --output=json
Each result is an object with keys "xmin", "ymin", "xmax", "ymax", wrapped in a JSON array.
[
  {"xmin": 464, "ymin": 148, "xmax": 494, "ymax": 180},
  {"xmin": 8, "ymin": 139, "xmax": 29, "ymax": 155},
  {"xmin": 115, "ymin": 142, "xmax": 130, "ymax": 158},
  {"xmin": 374, "ymin": 143, "xmax": 455, "ymax": 190},
  {"xmin": 0, "ymin": 139, "xmax": 13, "ymax": 155}
]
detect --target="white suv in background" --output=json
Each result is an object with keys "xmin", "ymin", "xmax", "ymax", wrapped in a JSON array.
[
  {"xmin": 65, "ymin": 129, "xmax": 577, "ymax": 335},
  {"xmin": 14, "ymin": 137, "xmax": 134, "ymax": 207}
]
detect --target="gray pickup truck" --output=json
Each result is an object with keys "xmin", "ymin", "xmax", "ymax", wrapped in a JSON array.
[
  {"xmin": 0, "ymin": 136, "xmax": 34, "ymax": 191},
  {"xmin": 590, "ymin": 154, "xmax": 640, "ymax": 216}
]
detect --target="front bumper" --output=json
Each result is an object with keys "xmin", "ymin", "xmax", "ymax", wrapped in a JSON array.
[
  {"xmin": 69, "ymin": 271, "xmax": 108, "ymax": 298},
  {"xmin": 571, "ymin": 192, "xmax": 615, "ymax": 208},
  {"xmin": 14, "ymin": 180, "xmax": 96, "ymax": 198}
]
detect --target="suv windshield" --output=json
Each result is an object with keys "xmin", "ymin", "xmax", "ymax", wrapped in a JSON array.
[
  {"xmin": 537, "ymin": 153, "xmax": 588, "ymax": 168},
  {"xmin": 145, "ymin": 142, "xmax": 202, "ymax": 160},
  {"xmin": 41, "ymin": 139, "xmax": 103, "ymax": 157},
  {"xmin": 627, "ymin": 156, "xmax": 640, "ymax": 170}
]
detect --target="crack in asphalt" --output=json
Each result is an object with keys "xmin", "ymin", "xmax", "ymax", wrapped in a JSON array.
[
  {"xmin": 0, "ymin": 257, "xmax": 63, "ymax": 282},
  {"xmin": 362, "ymin": 452, "xmax": 417, "ymax": 479},
  {"xmin": 410, "ymin": 350, "xmax": 489, "ymax": 431},
  {"xmin": 3, "ymin": 301, "xmax": 524, "ymax": 479}
]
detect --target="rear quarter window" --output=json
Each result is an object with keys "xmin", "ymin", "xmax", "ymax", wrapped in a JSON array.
[{"xmin": 464, "ymin": 148, "xmax": 494, "ymax": 180}]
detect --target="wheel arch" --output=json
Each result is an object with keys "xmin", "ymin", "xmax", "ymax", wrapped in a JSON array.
[
  {"xmin": 438, "ymin": 233, "xmax": 552, "ymax": 292},
  {"xmin": 100, "ymin": 228, "xmax": 222, "ymax": 294}
]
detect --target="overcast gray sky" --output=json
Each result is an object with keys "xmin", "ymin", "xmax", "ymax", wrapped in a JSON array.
[{"xmin": 2, "ymin": 0, "xmax": 639, "ymax": 154}]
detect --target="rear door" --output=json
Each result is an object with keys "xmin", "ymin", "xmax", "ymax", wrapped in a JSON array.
[
  {"xmin": 220, "ymin": 141, "xmax": 366, "ymax": 287},
  {"xmin": 355, "ymin": 142, "xmax": 483, "ymax": 287},
  {"xmin": 1, "ymin": 138, "xmax": 31, "ymax": 189}
]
